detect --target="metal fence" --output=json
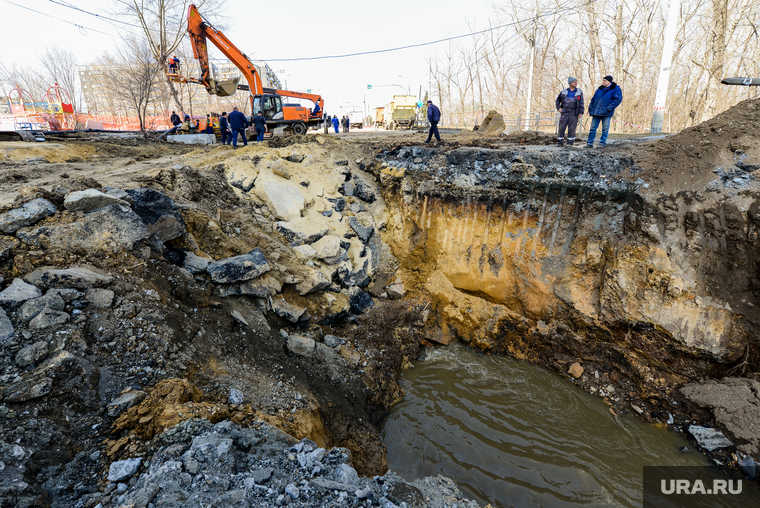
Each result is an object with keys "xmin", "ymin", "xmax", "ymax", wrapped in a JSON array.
[{"xmin": 503, "ymin": 110, "xmax": 559, "ymax": 132}]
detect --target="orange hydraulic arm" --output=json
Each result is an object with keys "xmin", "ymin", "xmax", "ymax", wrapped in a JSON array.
[{"xmin": 186, "ymin": 4, "xmax": 324, "ymax": 115}]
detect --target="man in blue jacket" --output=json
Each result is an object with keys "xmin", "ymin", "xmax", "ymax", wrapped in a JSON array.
[
  {"xmin": 425, "ymin": 100, "xmax": 441, "ymax": 143},
  {"xmin": 218, "ymin": 112, "xmax": 230, "ymax": 145},
  {"xmin": 585, "ymin": 75, "xmax": 622, "ymax": 148},
  {"xmin": 227, "ymin": 106, "xmax": 249, "ymax": 148}
]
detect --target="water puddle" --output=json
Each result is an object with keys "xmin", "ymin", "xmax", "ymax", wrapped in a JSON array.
[{"xmin": 382, "ymin": 344, "xmax": 713, "ymax": 507}]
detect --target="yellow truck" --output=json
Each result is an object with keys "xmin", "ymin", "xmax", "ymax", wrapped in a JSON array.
[{"xmin": 381, "ymin": 95, "xmax": 418, "ymax": 130}]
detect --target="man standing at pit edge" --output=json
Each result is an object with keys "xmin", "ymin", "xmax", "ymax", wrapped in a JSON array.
[
  {"xmin": 425, "ymin": 100, "xmax": 441, "ymax": 144},
  {"xmin": 585, "ymin": 75, "xmax": 623, "ymax": 148},
  {"xmin": 555, "ymin": 77, "xmax": 584, "ymax": 147}
]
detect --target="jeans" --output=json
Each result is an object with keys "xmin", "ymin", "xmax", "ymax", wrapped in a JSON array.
[
  {"xmin": 231, "ymin": 128, "xmax": 247, "ymax": 147},
  {"xmin": 587, "ymin": 116, "xmax": 611, "ymax": 146},
  {"xmin": 256, "ymin": 128, "xmax": 265, "ymax": 142},
  {"xmin": 426, "ymin": 121, "xmax": 440, "ymax": 142}
]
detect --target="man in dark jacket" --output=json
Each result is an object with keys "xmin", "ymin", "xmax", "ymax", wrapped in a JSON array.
[
  {"xmin": 170, "ymin": 111, "xmax": 181, "ymax": 126},
  {"xmin": 252, "ymin": 112, "xmax": 268, "ymax": 142},
  {"xmin": 555, "ymin": 77, "xmax": 584, "ymax": 147},
  {"xmin": 219, "ymin": 112, "xmax": 231, "ymax": 145},
  {"xmin": 585, "ymin": 75, "xmax": 623, "ymax": 148},
  {"xmin": 425, "ymin": 100, "xmax": 441, "ymax": 143},
  {"xmin": 227, "ymin": 106, "xmax": 249, "ymax": 148}
]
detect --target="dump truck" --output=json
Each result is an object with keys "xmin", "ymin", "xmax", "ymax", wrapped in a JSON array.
[
  {"xmin": 382, "ymin": 95, "xmax": 418, "ymax": 130},
  {"xmin": 348, "ymin": 110, "xmax": 364, "ymax": 129}
]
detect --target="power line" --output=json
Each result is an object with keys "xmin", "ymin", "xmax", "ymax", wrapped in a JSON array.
[
  {"xmin": 262, "ymin": 0, "xmax": 594, "ymax": 62},
  {"xmin": 3, "ymin": 0, "xmax": 115, "ymax": 37}
]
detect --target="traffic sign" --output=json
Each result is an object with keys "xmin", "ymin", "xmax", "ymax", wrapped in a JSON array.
[
  {"xmin": 307, "ymin": 89, "xmax": 312, "ymax": 93},
  {"xmin": 417, "ymin": 101, "xmax": 424, "ymax": 108},
  {"xmin": 367, "ymin": 85, "xmax": 372, "ymax": 89}
]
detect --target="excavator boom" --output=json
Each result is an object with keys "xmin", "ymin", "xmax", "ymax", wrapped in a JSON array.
[{"xmin": 179, "ymin": 4, "xmax": 324, "ymax": 133}]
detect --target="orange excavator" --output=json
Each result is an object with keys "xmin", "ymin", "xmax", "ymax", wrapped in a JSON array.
[{"xmin": 169, "ymin": 4, "xmax": 324, "ymax": 135}]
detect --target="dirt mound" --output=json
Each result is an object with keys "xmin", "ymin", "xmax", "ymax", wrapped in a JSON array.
[
  {"xmin": 500, "ymin": 130, "xmax": 556, "ymax": 145},
  {"xmin": 267, "ymin": 134, "xmax": 317, "ymax": 148},
  {"xmin": 634, "ymin": 96, "xmax": 760, "ymax": 194}
]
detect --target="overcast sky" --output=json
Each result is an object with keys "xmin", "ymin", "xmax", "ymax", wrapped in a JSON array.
[{"xmin": 1, "ymin": 0, "xmax": 497, "ymax": 116}]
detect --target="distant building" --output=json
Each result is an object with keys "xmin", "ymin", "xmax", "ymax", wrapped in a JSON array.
[{"xmin": 78, "ymin": 59, "xmax": 282, "ymax": 115}]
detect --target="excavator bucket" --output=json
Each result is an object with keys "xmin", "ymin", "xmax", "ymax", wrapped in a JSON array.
[{"xmin": 214, "ymin": 77, "xmax": 241, "ymax": 97}]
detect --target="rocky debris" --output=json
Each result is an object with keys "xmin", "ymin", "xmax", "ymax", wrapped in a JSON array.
[
  {"xmin": 107, "ymin": 390, "xmax": 148, "ymax": 417},
  {"xmin": 220, "ymin": 276, "xmax": 282, "ymax": 298},
  {"xmin": 63, "ymin": 189, "xmax": 130, "ymax": 212},
  {"xmin": 15, "ymin": 340, "xmax": 48, "ymax": 367},
  {"xmin": 183, "ymin": 252, "xmax": 211, "ymax": 274},
  {"xmin": 0, "ymin": 198, "xmax": 56, "ymax": 234},
  {"xmin": 228, "ymin": 388, "xmax": 245, "ymax": 405},
  {"xmin": 285, "ymin": 154, "xmax": 305, "ymax": 163},
  {"xmin": 347, "ymin": 216, "xmax": 373, "ymax": 243},
  {"xmin": 86, "ymin": 288, "xmax": 114, "ymax": 308},
  {"xmin": 271, "ymin": 160, "xmax": 291, "ymax": 179},
  {"xmin": 681, "ymin": 378, "xmax": 760, "ymax": 456},
  {"xmin": 255, "ymin": 173, "xmax": 306, "ymax": 221},
  {"xmin": 687, "ymin": 425, "xmax": 733, "ymax": 452},
  {"xmin": 323, "ymin": 335, "xmax": 347, "ymax": 348},
  {"xmin": 568, "ymin": 363, "xmax": 584, "ymax": 378},
  {"xmin": 25, "ymin": 265, "xmax": 114, "ymax": 290},
  {"xmin": 17, "ymin": 203, "xmax": 149, "ymax": 252},
  {"xmin": 348, "ymin": 287, "xmax": 373, "ymax": 314},
  {"xmin": 206, "ymin": 248, "xmax": 270, "ymax": 283},
  {"xmin": 126, "ymin": 188, "xmax": 186, "ymax": 242},
  {"xmin": 29, "ymin": 307, "xmax": 69, "ymax": 329},
  {"xmin": 100, "ymin": 420, "xmax": 481, "ymax": 508},
  {"xmin": 0, "ymin": 236, "xmax": 19, "ymax": 261},
  {"xmin": 272, "ymin": 298, "xmax": 307, "ymax": 323},
  {"xmin": 276, "ymin": 216, "xmax": 329, "ymax": 245},
  {"xmin": 311, "ymin": 235, "xmax": 341, "ymax": 261},
  {"xmin": 293, "ymin": 244, "xmax": 318, "ymax": 259},
  {"xmin": 294, "ymin": 268, "xmax": 331, "ymax": 296},
  {"xmin": 386, "ymin": 283, "xmax": 406, "ymax": 299},
  {"xmin": 108, "ymin": 457, "xmax": 142, "ymax": 482},
  {"xmin": 0, "ymin": 308, "xmax": 13, "ymax": 343},
  {"xmin": 0, "ymin": 278, "xmax": 42, "ymax": 307},
  {"xmin": 288, "ymin": 335, "xmax": 317, "ymax": 356},
  {"xmin": 18, "ymin": 291, "xmax": 65, "ymax": 322},
  {"xmin": 351, "ymin": 174, "xmax": 377, "ymax": 203}
]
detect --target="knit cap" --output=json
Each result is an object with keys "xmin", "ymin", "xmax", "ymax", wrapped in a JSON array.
[{"xmin": 568, "ymin": 77, "xmax": 578, "ymax": 85}]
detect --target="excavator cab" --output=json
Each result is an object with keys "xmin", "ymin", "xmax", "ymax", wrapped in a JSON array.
[{"xmin": 254, "ymin": 95, "xmax": 284, "ymax": 120}]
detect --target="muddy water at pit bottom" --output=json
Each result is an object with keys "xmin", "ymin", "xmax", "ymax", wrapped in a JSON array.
[{"xmin": 381, "ymin": 344, "xmax": 713, "ymax": 508}]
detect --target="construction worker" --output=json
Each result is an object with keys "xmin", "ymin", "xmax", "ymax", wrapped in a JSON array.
[
  {"xmin": 173, "ymin": 55, "xmax": 180, "ymax": 74},
  {"xmin": 555, "ymin": 77, "xmax": 584, "ymax": 147},
  {"xmin": 585, "ymin": 75, "xmax": 623, "ymax": 148},
  {"xmin": 253, "ymin": 111, "xmax": 268, "ymax": 142},
  {"xmin": 219, "ymin": 112, "xmax": 231, "ymax": 145},
  {"xmin": 342, "ymin": 115, "xmax": 350, "ymax": 133},
  {"xmin": 204, "ymin": 114, "xmax": 214, "ymax": 134},
  {"xmin": 179, "ymin": 114, "xmax": 191, "ymax": 133},
  {"xmin": 425, "ymin": 100, "xmax": 441, "ymax": 143},
  {"xmin": 312, "ymin": 102, "xmax": 321, "ymax": 116},
  {"xmin": 227, "ymin": 106, "xmax": 249, "ymax": 148},
  {"xmin": 170, "ymin": 111, "xmax": 181, "ymax": 126},
  {"xmin": 332, "ymin": 116, "xmax": 340, "ymax": 133}
]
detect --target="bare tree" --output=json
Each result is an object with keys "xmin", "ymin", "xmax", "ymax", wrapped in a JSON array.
[
  {"xmin": 110, "ymin": 0, "xmax": 226, "ymax": 110},
  {"xmin": 98, "ymin": 35, "xmax": 167, "ymax": 134},
  {"xmin": 38, "ymin": 46, "xmax": 81, "ymax": 111}
]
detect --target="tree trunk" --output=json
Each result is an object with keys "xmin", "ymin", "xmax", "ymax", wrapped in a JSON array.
[
  {"xmin": 701, "ymin": 0, "xmax": 727, "ymax": 122},
  {"xmin": 585, "ymin": 2, "xmax": 606, "ymax": 81}
]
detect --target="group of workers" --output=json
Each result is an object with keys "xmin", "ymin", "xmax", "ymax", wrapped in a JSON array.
[
  {"xmin": 555, "ymin": 75, "xmax": 623, "ymax": 148},
  {"xmin": 168, "ymin": 107, "xmax": 268, "ymax": 147}
]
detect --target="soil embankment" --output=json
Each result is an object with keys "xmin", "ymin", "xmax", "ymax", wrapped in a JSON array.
[{"xmin": 0, "ymin": 99, "xmax": 759, "ymax": 506}]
